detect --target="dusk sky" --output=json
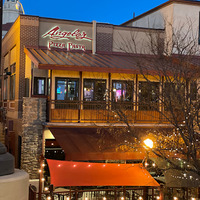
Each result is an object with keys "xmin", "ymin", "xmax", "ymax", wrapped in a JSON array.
[{"xmin": 14, "ymin": 0, "xmax": 167, "ymax": 25}]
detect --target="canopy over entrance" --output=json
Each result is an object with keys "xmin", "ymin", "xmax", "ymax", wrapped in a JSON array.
[
  {"xmin": 47, "ymin": 159, "xmax": 160, "ymax": 187},
  {"xmin": 49, "ymin": 127, "xmax": 146, "ymax": 160}
]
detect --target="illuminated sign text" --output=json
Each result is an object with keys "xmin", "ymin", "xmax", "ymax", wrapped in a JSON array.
[{"xmin": 42, "ymin": 26, "xmax": 92, "ymax": 41}]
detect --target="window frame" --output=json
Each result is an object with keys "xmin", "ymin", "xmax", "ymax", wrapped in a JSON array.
[
  {"xmin": 83, "ymin": 79, "xmax": 107, "ymax": 102},
  {"xmin": 138, "ymin": 81, "xmax": 160, "ymax": 111},
  {"xmin": 55, "ymin": 77, "xmax": 79, "ymax": 101},
  {"xmin": 9, "ymin": 63, "xmax": 16, "ymax": 100},
  {"xmin": 34, "ymin": 77, "xmax": 46, "ymax": 96}
]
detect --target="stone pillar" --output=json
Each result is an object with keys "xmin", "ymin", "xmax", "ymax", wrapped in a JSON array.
[{"xmin": 21, "ymin": 97, "xmax": 46, "ymax": 179}]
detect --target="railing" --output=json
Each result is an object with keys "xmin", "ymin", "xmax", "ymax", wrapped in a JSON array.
[
  {"xmin": 34, "ymin": 187, "xmax": 160, "ymax": 200},
  {"xmin": 47, "ymin": 100, "xmax": 172, "ymax": 124}
]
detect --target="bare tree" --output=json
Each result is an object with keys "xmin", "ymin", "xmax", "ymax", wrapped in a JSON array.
[{"xmin": 98, "ymin": 19, "xmax": 200, "ymax": 184}]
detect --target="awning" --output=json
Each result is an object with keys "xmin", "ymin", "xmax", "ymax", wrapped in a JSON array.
[
  {"xmin": 47, "ymin": 159, "xmax": 160, "ymax": 187},
  {"xmin": 49, "ymin": 127, "xmax": 146, "ymax": 160},
  {"xmin": 24, "ymin": 47, "xmax": 155, "ymax": 74}
]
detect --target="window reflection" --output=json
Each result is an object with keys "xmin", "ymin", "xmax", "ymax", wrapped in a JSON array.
[{"xmin": 56, "ymin": 78, "xmax": 79, "ymax": 101}]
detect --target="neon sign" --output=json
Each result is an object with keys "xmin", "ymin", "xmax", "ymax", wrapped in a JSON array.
[
  {"xmin": 48, "ymin": 41, "xmax": 86, "ymax": 51},
  {"xmin": 42, "ymin": 26, "xmax": 92, "ymax": 41}
]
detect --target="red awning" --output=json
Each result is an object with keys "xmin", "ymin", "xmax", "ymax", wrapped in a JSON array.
[{"xmin": 47, "ymin": 159, "xmax": 160, "ymax": 187}]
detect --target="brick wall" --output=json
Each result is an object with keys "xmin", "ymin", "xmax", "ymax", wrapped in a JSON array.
[
  {"xmin": 21, "ymin": 97, "xmax": 46, "ymax": 179},
  {"xmin": 96, "ymin": 23, "xmax": 113, "ymax": 52},
  {"xmin": 18, "ymin": 16, "xmax": 39, "ymax": 118}
]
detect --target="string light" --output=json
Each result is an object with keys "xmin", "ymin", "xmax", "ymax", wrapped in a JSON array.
[
  {"xmin": 138, "ymin": 197, "xmax": 143, "ymax": 200},
  {"xmin": 47, "ymin": 196, "xmax": 51, "ymax": 200},
  {"xmin": 44, "ymin": 187, "xmax": 49, "ymax": 191},
  {"xmin": 38, "ymin": 169, "xmax": 42, "ymax": 173},
  {"xmin": 41, "ymin": 178, "xmax": 45, "ymax": 182}
]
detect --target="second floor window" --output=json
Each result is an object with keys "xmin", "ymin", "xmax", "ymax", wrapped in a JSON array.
[
  {"xmin": 112, "ymin": 81, "xmax": 134, "ymax": 102},
  {"xmin": 34, "ymin": 77, "xmax": 46, "ymax": 95},
  {"xmin": 139, "ymin": 81, "xmax": 159, "ymax": 110},
  {"xmin": 83, "ymin": 79, "xmax": 106, "ymax": 101},
  {"xmin": 10, "ymin": 64, "xmax": 16, "ymax": 100},
  {"xmin": 55, "ymin": 78, "xmax": 79, "ymax": 101}
]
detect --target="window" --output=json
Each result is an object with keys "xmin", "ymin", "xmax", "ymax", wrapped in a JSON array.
[
  {"xmin": 83, "ymin": 79, "xmax": 106, "ymax": 109},
  {"xmin": 55, "ymin": 78, "xmax": 79, "ymax": 100},
  {"xmin": 3, "ymin": 78, "xmax": 7, "ymax": 100},
  {"xmin": 139, "ymin": 81, "xmax": 159, "ymax": 110},
  {"xmin": 83, "ymin": 79, "xmax": 106, "ymax": 101},
  {"xmin": 34, "ymin": 77, "xmax": 45, "ymax": 95},
  {"xmin": 10, "ymin": 64, "xmax": 16, "ymax": 100},
  {"xmin": 47, "ymin": 78, "xmax": 51, "ymax": 96},
  {"xmin": 112, "ymin": 81, "xmax": 133, "ymax": 102},
  {"xmin": 112, "ymin": 80, "xmax": 134, "ymax": 109}
]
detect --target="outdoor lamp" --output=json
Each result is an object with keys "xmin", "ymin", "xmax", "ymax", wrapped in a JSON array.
[
  {"xmin": 144, "ymin": 138, "xmax": 153, "ymax": 149},
  {"xmin": 15, "ymin": 0, "xmax": 25, "ymax": 14}
]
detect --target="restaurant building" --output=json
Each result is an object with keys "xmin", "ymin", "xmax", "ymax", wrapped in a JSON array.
[
  {"xmin": 1, "ymin": 0, "xmax": 200, "ymax": 198},
  {"xmin": 2, "ymin": 13, "xmax": 166, "ymax": 173}
]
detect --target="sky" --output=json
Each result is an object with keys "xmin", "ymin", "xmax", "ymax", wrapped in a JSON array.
[{"xmin": 12, "ymin": 0, "xmax": 167, "ymax": 25}]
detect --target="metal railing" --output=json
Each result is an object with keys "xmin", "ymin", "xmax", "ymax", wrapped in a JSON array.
[
  {"xmin": 47, "ymin": 100, "xmax": 173, "ymax": 124},
  {"xmin": 34, "ymin": 187, "xmax": 160, "ymax": 200}
]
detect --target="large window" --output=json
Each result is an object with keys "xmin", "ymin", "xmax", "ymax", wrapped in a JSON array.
[
  {"xmin": 55, "ymin": 78, "xmax": 79, "ymax": 101},
  {"xmin": 139, "ymin": 81, "xmax": 159, "ymax": 110},
  {"xmin": 83, "ymin": 79, "xmax": 106, "ymax": 101},
  {"xmin": 83, "ymin": 79, "xmax": 106, "ymax": 109},
  {"xmin": 112, "ymin": 81, "xmax": 134, "ymax": 109},
  {"xmin": 3, "ymin": 78, "xmax": 7, "ymax": 100},
  {"xmin": 112, "ymin": 81, "xmax": 133, "ymax": 102},
  {"xmin": 34, "ymin": 77, "xmax": 46, "ymax": 95},
  {"xmin": 10, "ymin": 64, "xmax": 16, "ymax": 100}
]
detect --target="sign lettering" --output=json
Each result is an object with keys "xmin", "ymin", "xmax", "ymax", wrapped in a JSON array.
[
  {"xmin": 48, "ymin": 41, "xmax": 86, "ymax": 51},
  {"xmin": 42, "ymin": 26, "xmax": 92, "ymax": 41}
]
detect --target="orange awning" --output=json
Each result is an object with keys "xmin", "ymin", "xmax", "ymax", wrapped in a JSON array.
[{"xmin": 47, "ymin": 159, "xmax": 160, "ymax": 187}]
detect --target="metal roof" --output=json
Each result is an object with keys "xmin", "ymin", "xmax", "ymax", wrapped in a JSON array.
[{"xmin": 24, "ymin": 47, "xmax": 151, "ymax": 74}]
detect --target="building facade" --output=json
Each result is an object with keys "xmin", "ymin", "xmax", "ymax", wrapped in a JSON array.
[{"xmin": 1, "ymin": 0, "xmax": 200, "ymax": 198}]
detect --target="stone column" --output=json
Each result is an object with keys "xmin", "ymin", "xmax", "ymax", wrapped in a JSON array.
[{"xmin": 21, "ymin": 97, "xmax": 46, "ymax": 179}]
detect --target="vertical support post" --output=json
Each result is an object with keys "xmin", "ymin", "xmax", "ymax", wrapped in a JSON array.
[
  {"xmin": 159, "ymin": 185, "xmax": 164, "ymax": 200},
  {"xmin": 114, "ymin": 187, "xmax": 117, "ymax": 200},
  {"xmin": 92, "ymin": 20, "xmax": 96, "ymax": 55},
  {"xmin": 49, "ymin": 70, "xmax": 52, "ymax": 122},
  {"xmin": 38, "ymin": 155, "xmax": 44, "ymax": 200},
  {"xmin": 160, "ymin": 76, "xmax": 164, "ymax": 123},
  {"xmin": 49, "ymin": 184, "xmax": 54, "ymax": 200},
  {"xmin": 143, "ymin": 187, "xmax": 148, "ymax": 200},
  {"xmin": 107, "ymin": 73, "xmax": 111, "ymax": 122},
  {"xmin": 78, "ymin": 71, "xmax": 82, "ymax": 123},
  {"xmin": 134, "ymin": 74, "xmax": 138, "ymax": 122}
]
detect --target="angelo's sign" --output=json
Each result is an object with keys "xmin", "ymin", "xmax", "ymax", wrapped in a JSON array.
[{"xmin": 41, "ymin": 26, "xmax": 92, "ymax": 51}]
